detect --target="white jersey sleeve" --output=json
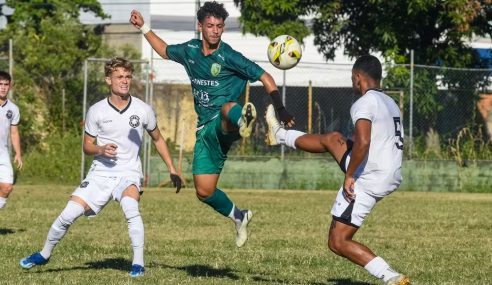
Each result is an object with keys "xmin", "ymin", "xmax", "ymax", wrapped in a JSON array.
[
  {"xmin": 84, "ymin": 106, "xmax": 98, "ymax": 137},
  {"xmin": 351, "ymin": 94, "xmax": 377, "ymax": 124},
  {"xmin": 11, "ymin": 105, "xmax": 20, "ymax": 125},
  {"xmin": 144, "ymin": 105, "xmax": 157, "ymax": 132}
]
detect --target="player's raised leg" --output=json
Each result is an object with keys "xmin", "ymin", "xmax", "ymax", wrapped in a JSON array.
[
  {"xmin": 266, "ymin": 104, "xmax": 348, "ymax": 163},
  {"xmin": 194, "ymin": 174, "xmax": 253, "ymax": 247},
  {"xmin": 119, "ymin": 185, "xmax": 145, "ymax": 277},
  {"xmin": 221, "ymin": 102, "xmax": 256, "ymax": 138},
  {"xmin": 20, "ymin": 197, "xmax": 87, "ymax": 269}
]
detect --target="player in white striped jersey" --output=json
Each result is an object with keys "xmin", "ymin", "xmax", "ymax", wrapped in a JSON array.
[
  {"xmin": 20, "ymin": 57, "xmax": 182, "ymax": 278},
  {"xmin": 0, "ymin": 71, "xmax": 22, "ymax": 210},
  {"xmin": 266, "ymin": 55, "xmax": 409, "ymax": 285}
]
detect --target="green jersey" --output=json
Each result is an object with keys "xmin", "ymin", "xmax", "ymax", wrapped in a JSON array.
[{"xmin": 167, "ymin": 39, "xmax": 265, "ymax": 126}]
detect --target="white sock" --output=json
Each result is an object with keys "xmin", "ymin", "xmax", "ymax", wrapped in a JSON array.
[
  {"xmin": 40, "ymin": 201, "xmax": 85, "ymax": 259},
  {"xmin": 121, "ymin": 196, "xmax": 144, "ymax": 267},
  {"xmin": 364, "ymin": 256, "xmax": 400, "ymax": 282},
  {"xmin": 0, "ymin": 197, "xmax": 7, "ymax": 209},
  {"xmin": 284, "ymin": 130, "xmax": 305, "ymax": 149}
]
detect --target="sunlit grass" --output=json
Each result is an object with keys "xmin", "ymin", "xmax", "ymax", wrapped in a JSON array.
[{"xmin": 1, "ymin": 186, "xmax": 491, "ymax": 285}]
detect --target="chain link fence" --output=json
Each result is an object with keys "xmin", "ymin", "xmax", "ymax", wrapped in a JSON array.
[{"xmin": 146, "ymin": 60, "xmax": 492, "ymax": 190}]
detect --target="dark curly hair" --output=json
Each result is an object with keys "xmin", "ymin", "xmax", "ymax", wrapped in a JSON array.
[{"xmin": 197, "ymin": 1, "xmax": 229, "ymax": 23}]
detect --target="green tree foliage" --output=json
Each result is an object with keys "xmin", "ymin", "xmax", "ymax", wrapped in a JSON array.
[
  {"xmin": 235, "ymin": 0, "xmax": 492, "ymax": 148},
  {"xmin": 234, "ymin": 0, "xmax": 492, "ymax": 66},
  {"xmin": 0, "ymin": 0, "xmax": 108, "ymax": 148}
]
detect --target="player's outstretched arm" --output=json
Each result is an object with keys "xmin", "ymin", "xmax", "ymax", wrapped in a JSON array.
[
  {"xmin": 148, "ymin": 127, "xmax": 182, "ymax": 192},
  {"xmin": 260, "ymin": 72, "xmax": 295, "ymax": 127},
  {"xmin": 10, "ymin": 125, "xmax": 22, "ymax": 170},
  {"xmin": 130, "ymin": 10, "xmax": 169, "ymax": 60}
]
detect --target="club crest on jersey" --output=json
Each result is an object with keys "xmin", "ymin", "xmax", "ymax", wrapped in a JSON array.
[
  {"xmin": 129, "ymin": 115, "xmax": 140, "ymax": 128},
  {"xmin": 211, "ymin": 63, "xmax": 221, "ymax": 77},
  {"xmin": 6, "ymin": 110, "xmax": 12, "ymax": 119},
  {"xmin": 80, "ymin": 181, "xmax": 89, "ymax": 188}
]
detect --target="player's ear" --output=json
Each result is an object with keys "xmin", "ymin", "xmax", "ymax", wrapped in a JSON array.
[
  {"xmin": 197, "ymin": 21, "xmax": 203, "ymax": 33},
  {"xmin": 104, "ymin": 76, "xmax": 112, "ymax": 86}
]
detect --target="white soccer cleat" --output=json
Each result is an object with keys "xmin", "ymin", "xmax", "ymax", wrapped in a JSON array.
[
  {"xmin": 239, "ymin": 102, "xmax": 256, "ymax": 138},
  {"xmin": 385, "ymin": 274, "xmax": 410, "ymax": 285},
  {"xmin": 235, "ymin": 209, "xmax": 253, "ymax": 248},
  {"xmin": 265, "ymin": 104, "xmax": 283, "ymax": 146}
]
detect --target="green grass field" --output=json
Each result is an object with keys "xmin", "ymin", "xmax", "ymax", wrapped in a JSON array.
[{"xmin": 1, "ymin": 186, "xmax": 491, "ymax": 285}]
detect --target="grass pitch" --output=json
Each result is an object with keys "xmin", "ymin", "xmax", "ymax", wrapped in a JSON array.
[{"xmin": 1, "ymin": 186, "xmax": 491, "ymax": 285}]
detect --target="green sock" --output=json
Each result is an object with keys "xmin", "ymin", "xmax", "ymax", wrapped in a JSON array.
[
  {"xmin": 227, "ymin": 104, "xmax": 243, "ymax": 128},
  {"xmin": 202, "ymin": 189, "xmax": 234, "ymax": 217}
]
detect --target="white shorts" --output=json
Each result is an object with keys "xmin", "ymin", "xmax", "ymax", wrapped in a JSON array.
[
  {"xmin": 0, "ymin": 155, "xmax": 13, "ymax": 184},
  {"xmin": 72, "ymin": 173, "xmax": 142, "ymax": 216},
  {"xmin": 331, "ymin": 185, "xmax": 382, "ymax": 228}
]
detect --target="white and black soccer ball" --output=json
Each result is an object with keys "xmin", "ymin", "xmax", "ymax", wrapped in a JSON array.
[{"xmin": 267, "ymin": 35, "xmax": 302, "ymax": 70}]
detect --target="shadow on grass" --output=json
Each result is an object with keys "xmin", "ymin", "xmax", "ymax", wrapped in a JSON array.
[
  {"xmin": 33, "ymin": 257, "xmax": 131, "ymax": 273},
  {"xmin": 158, "ymin": 263, "xmax": 239, "ymax": 280},
  {"xmin": 250, "ymin": 276, "xmax": 375, "ymax": 285},
  {"xmin": 0, "ymin": 228, "xmax": 16, "ymax": 235}
]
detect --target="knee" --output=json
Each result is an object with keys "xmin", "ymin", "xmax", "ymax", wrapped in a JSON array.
[
  {"xmin": 221, "ymin": 102, "xmax": 236, "ymax": 116},
  {"xmin": 121, "ymin": 196, "xmax": 140, "ymax": 219},
  {"xmin": 0, "ymin": 184, "xmax": 13, "ymax": 198},
  {"xmin": 327, "ymin": 234, "xmax": 344, "ymax": 256},
  {"xmin": 195, "ymin": 186, "xmax": 214, "ymax": 200},
  {"xmin": 322, "ymin": 132, "xmax": 343, "ymax": 145}
]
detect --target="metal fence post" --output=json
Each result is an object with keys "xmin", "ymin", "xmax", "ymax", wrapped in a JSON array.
[
  {"xmin": 409, "ymin": 50, "xmax": 414, "ymax": 159},
  {"xmin": 81, "ymin": 59, "xmax": 88, "ymax": 182}
]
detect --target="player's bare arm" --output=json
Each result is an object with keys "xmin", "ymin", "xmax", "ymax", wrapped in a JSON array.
[
  {"xmin": 82, "ymin": 134, "xmax": 117, "ymax": 158},
  {"xmin": 343, "ymin": 119, "xmax": 371, "ymax": 201},
  {"xmin": 10, "ymin": 125, "xmax": 22, "ymax": 170},
  {"xmin": 130, "ymin": 10, "xmax": 169, "ymax": 60},
  {"xmin": 259, "ymin": 72, "xmax": 295, "ymax": 127},
  {"xmin": 148, "ymin": 127, "xmax": 182, "ymax": 192}
]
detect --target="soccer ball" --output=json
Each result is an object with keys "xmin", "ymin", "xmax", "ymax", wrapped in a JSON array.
[{"xmin": 267, "ymin": 35, "xmax": 302, "ymax": 70}]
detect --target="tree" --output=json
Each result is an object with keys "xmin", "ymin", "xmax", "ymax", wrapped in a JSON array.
[
  {"xmin": 0, "ymin": 0, "xmax": 108, "ymax": 147},
  {"xmin": 235, "ymin": 0, "xmax": 492, "ymax": 149},
  {"xmin": 234, "ymin": 0, "xmax": 492, "ymax": 66}
]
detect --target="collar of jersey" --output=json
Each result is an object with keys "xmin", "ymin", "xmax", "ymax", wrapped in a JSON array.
[
  {"xmin": 107, "ymin": 96, "xmax": 132, "ymax": 114},
  {"xmin": 0, "ymin": 99, "xmax": 8, "ymax": 108},
  {"xmin": 196, "ymin": 39, "xmax": 223, "ymax": 57},
  {"xmin": 365, "ymin": 88, "xmax": 383, "ymax": 94}
]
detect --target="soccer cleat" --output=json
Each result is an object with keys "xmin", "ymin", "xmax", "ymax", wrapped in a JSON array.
[
  {"xmin": 385, "ymin": 274, "xmax": 410, "ymax": 285},
  {"xmin": 265, "ymin": 104, "xmax": 283, "ymax": 146},
  {"xmin": 239, "ymin": 102, "xmax": 256, "ymax": 138},
  {"xmin": 19, "ymin": 252, "xmax": 49, "ymax": 269},
  {"xmin": 235, "ymin": 209, "xmax": 253, "ymax": 248},
  {"xmin": 129, "ymin": 264, "xmax": 145, "ymax": 277}
]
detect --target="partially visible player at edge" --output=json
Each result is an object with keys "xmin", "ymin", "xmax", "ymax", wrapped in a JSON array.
[
  {"xmin": 19, "ymin": 57, "xmax": 182, "ymax": 277},
  {"xmin": 130, "ymin": 1, "xmax": 295, "ymax": 248},
  {"xmin": 0, "ymin": 71, "xmax": 23, "ymax": 210},
  {"xmin": 266, "ymin": 55, "xmax": 410, "ymax": 285}
]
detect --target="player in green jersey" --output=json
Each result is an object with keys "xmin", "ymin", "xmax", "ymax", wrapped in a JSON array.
[{"xmin": 130, "ymin": 1, "xmax": 294, "ymax": 247}]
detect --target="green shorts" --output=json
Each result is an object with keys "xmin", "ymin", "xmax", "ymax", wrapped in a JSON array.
[{"xmin": 192, "ymin": 113, "xmax": 240, "ymax": 174}]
